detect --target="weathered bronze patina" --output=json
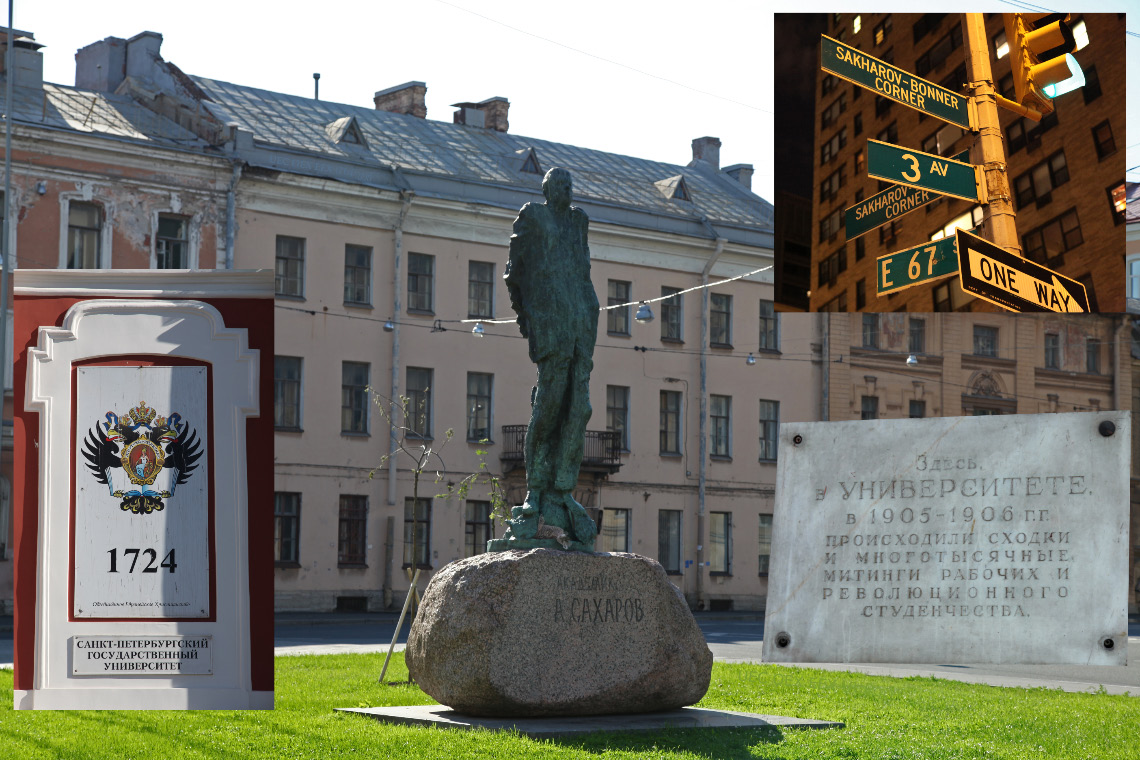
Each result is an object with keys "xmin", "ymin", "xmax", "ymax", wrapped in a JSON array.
[{"xmin": 487, "ymin": 168, "xmax": 598, "ymax": 553}]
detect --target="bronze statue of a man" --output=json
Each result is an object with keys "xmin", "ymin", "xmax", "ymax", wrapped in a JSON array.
[{"xmin": 489, "ymin": 167, "xmax": 598, "ymax": 552}]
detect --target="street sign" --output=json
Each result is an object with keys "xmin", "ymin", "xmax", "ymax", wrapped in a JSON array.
[
  {"xmin": 846, "ymin": 149, "xmax": 969, "ymax": 240},
  {"xmin": 876, "ymin": 235, "xmax": 959, "ymax": 296},
  {"xmin": 867, "ymin": 140, "xmax": 981, "ymax": 203},
  {"xmin": 956, "ymin": 227, "xmax": 1088, "ymax": 313},
  {"xmin": 821, "ymin": 35, "xmax": 973, "ymax": 130}
]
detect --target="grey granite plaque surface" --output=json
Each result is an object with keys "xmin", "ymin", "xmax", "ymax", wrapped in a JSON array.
[{"xmin": 763, "ymin": 412, "xmax": 1129, "ymax": 665}]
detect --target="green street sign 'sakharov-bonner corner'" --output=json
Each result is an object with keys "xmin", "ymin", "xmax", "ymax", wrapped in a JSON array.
[{"xmin": 821, "ymin": 35, "xmax": 974, "ymax": 130}]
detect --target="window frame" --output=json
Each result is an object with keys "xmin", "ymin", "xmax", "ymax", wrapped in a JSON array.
[
  {"xmin": 65, "ymin": 200, "xmax": 105, "ymax": 269},
  {"xmin": 658, "ymin": 509, "xmax": 683, "ymax": 574},
  {"xmin": 274, "ymin": 355, "xmax": 303, "ymax": 431},
  {"xmin": 710, "ymin": 394, "xmax": 732, "ymax": 458},
  {"xmin": 710, "ymin": 293, "xmax": 733, "ymax": 347},
  {"xmin": 407, "ymin": 252, "xmax": 435, "ymax": 313},
  {"xmin": 607, "ymin": 280, "xmax": 632, "ymax": 336},
  {"xmin": 155, "ymin": 213, "xmax": 191, "ymax": 269},
  {"xmin": 466, "ymin": 372, "xmax": 493, "ymax": 442},
  {"xmin": 275, "ymin": 235, "xmax": 306, "ymax": 298},
  {"xmin": 337, "ymin": 494, "xmax": 368, "ymax": 568},
  {"xmin": 660, "ymin": 390, "xmax": 682, "ymax": 455},
  {"xmin": 274, "ymin": 492, "xmax": 301, "ymax": 567},
  {"xmin": 403, "ymin": 497, "xmax": 432, "ymax": 569},
  {"xmin": 709, "ymin": 511, "xmax": 732, "ymax": 575},
  {"xmin": 758, "ymin": 514, "xmax": 773, "ymax": 576},
  {"xmin": 606, "ymin": 385, "xmax": 631, "ymax": 452},
  {"xmin": 758, "ymin": 399, "xmax": 779, "ymax": 462},
  {"xmin": 464, "ymin": 500, "xmax": 493, "ymax": 558},
  {"xmin": 661, "ymin": 286, "xmax": 683, "ymax": 342},
  {"xmin": 344, "ymin": 244, "xmax": 373, "ymax": 306},
  {"xmin": 599, "ymin": 508, "xmax": 631, "ymax": 553},
  {"xmin": 468, "ymin": 260, "xmax": 495, "ymax": 319},
  {"xmin": 341, "ymin": 361, "xmax": 370, "ymax": 435},
  {"xmin": 406, "ymin": 366, "xmax": 433, "ymax": 439}
]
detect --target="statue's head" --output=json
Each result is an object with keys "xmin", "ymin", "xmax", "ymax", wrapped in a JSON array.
[{"xmin": 542, "ymin": 167, "xmax": 572, "ymax": 210}]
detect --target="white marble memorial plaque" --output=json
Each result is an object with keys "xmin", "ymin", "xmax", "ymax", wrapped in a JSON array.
[
  {"xmin": 763, "ymin": 412, "xmax": 1129, "ymax": 665},
  {"xmin": 71, "ymin": 635, "xmax": 213, "ymax": 675},
  {"xmin": 74, "ymin": 366, "xmax": 210, "ymax": 619}
]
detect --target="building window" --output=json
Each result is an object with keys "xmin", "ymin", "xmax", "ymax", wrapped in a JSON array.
[
  {"xmin": 1082, "ymin": 64, "xmax": 1101, "ymax": 104},
  {"xmin": 156, "ymin": 214, "xmax": 188, "ymax": 269},
  {"xmin": 607, "ymin": 280, "xmax": 631, "ymax": 335},
  {"xmin": 877, "ymin": 121, "xmax": 898, "ymax": 145},
  {"xmin": 822, "ymin": 292, "xmax": 847, "ymax": 312},
  {"xmin": 338, "ymin": 495, "xmax": 368, "ymax": 567},
  {"xmin": 862, "ymin": 313, "xmax": 880, "ymax": 349},
  {"xmin": 758, "ymin": 400, "xmax": 779, "ymax": 462},
  {"xmin": 1022, "ymin": 208, "xmax": 1082, "ymax": 265},
  {"xmin": 821, "ymin": 73, "xmax": 837, "ymax": 96},
  {"xmin": 1092, "ymin": 120, "xmax": 1116, "ymax": 160},
  {"xmin": 820, "ymin": 165, "xmax": 847, "ymax": 203},
  {"xmin": 661, "ymin": 286, "xmax": 683, "ymax": 342},
  {"xmin": 1128, "ymin": 257, "xmax": 1140, "ymax": 300},
  {"xmin": 660, "ymin": 390, "xmax": 682, "ymax": 454},
  {"xmin": 403, "ymin": 497, "xmax": 431, "ymax": 568},
  {"xmin": 599, "ymin": 508, "xmax": 631, "ymax": 553},
  {"xmin": 854, "ymin": 112, "xmax": 863, "ymax": 136},
  {"xmin": 993, "ymin": 28, "xmax": 1008, "ymax": 58},
  {"xmin": 658, "ymin": 510, "xmax": 683, "ymax": 574},
  {"xmin": 1086, "ymin": 340, "xmax": 1100, "ymax": 374},
  {"xmin": 274, "ymin": 492, "xmax": 300, "ymax": 565},
  {"xmin": 854, "ymin": 149, "xmax": 865, "ymax": 174},
  {"xmin": 861, "ymin": 396, "xmax": 879, "ymax": 420},
  {"xmin": 274, "ymin": 356, "xmax": 303, "ymax": 430},
  {"xmin": 1014, "ymin": 151, "xmax": 1069, "ymax": 209},
  {"xmin": 344, "ymin": 244, "xmax": 372, "ymax": 305},
  {"xmin": 466, "ymin": 372, "xmax": 492, "ymax": 441},
  {"xmin": 973, "ymin": 325, "xmax": 998, "ymax": 357},
  {"xmin": 1005, "ymin": 111, "xmax": 1058, "ymax": 156},
  {"xmin": 915, "ymin": 23, "xmax": 962, "ymax": 77},
  {"xmin": 407, "ymin": 252, "xmax": 435, "ymax": 313},
  {"xmin": 821, "ymin": 93, "xmax": 847, "ymax": 130},
  {"xmin": 275, "ymin": 235, "xmax": 305, "ymax": 297},
  {"xmin": 856, "ymin": 279, "xmax": 866, "ymax": 310},
  {"xmin": 1045, "ymin": 333, "xmax": 1060, "ymax": 369},
  {"xmin": 468, "ymin": 261, "xmax": 495, "ymax": 318},
  {"xmin": 873, "ymin": 16, "xmax": 892, "ymax": 45},
  {"xmin": 820, "ymin": 128, "xmax": 847, "ymax": 165},
  {"xmin": 908, "ymin": 318, "xmax": 925, "ymax": 354},
  {"xmin": 820, "ymin": 208, "xmax": 844, "ymax": 243},
  {"xmin": 464, "ymin": 501, "xmax": 492, "ymax": 558},
  {"xmin": 758, "ymin": 300, "xmax": 778, "ymax": 351},
  {"xmin": 341, "ymin": 361, "xmax": 369, "ymax": 434},
  {"xmin": 406, "ymin": 366, "xmax": 432, "ymax": 438},
  {"xmin": 68, "ymin": 202, "xmax": 103, "ymax": 269},
  {"xmin": 758, "ymin": 514, "xmax": 773, "ymax": 575},
  {"xmin": 909, "ymin": 400, "xmax": 926, "ymax": 418},
  {"xmin": 710, "ymin": 294, "xmax": 733, "ymax": 346},
  {"xmin": 1110, "ymin": 183, "xmax": 1128, "ymax": 226},
  {"xmin": 710, "ymin": 394, "xmax": 731, "ymax": 457},
  {"xmin": 709, "ymin": 512, "xmax": 731, "ymax": 574},
  {"xmin": 879, "ymin": 219, "xmax": 900, "ymax": 247},
  {"xmin": 607, "ymin": 385, "xmax": 630, "ymax": 451},
  {"xmin": 855, "ymin": 236, "xmax": 865, "ymax": 261}
]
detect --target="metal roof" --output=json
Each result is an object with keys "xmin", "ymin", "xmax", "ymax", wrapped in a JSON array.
[{"xmin": 192, "ymin": 76, "xmax": 773, "ymax": 239}]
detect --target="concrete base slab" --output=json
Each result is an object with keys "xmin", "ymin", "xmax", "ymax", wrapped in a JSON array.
[{"xmin": 336, "ymin": 704, "xmax": 843, "ymax": 737}]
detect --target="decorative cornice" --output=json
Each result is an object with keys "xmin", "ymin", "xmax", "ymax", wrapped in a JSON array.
[{"xmin": 14, "ymin": 269, "xmax": 273, "ymax": 298}]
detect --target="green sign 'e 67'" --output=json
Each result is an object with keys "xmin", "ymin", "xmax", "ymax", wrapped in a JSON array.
[{"xmin": 877, "ymin": 235, "xmax": 959, "ymax": 296}]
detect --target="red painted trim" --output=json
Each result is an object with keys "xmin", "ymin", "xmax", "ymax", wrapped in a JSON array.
[{"xmin": 68, "ymin": 356, "xmax": 217, "ymax": 624}]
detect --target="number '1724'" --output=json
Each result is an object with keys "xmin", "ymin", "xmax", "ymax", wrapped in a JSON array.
[{"xmin": 107, "ymin": 548, "xmax": 177, "ymax": 573}]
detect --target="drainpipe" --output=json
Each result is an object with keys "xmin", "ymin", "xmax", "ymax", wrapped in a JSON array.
[
  {"xmin": 388, "ymin": 190, "xmax": 414, "ymax": 506},
  {"xmin": 698, "ymin": 234, "xmax": 726, "ymax": 610},
  {"xmin": 821, "ymin": 315, "xmax": 829, "ymax": 421},
  {"xmin": 224, "ymin": 160, "xmax": 242, "ymax": 269},
  {"xmin": 1112, "ymin": 316, "xmax": 1127, "ymax": 412}
]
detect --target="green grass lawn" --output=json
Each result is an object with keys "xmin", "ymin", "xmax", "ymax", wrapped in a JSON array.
[{"xmin": 2, "ymin": 655, "xmax": 1137, "ymax": 759}]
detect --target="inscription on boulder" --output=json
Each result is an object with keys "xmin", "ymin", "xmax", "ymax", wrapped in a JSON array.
[
  {"xmin": 406, "ymin": 549, "xmax": 712, "ymax": 717},
  {"xmin": 764, "ymin": 412, "xmax": 1129, "ymax": 665}
]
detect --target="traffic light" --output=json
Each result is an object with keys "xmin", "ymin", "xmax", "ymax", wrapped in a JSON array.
[{"xmin": 1003, "ymin": 13, "xmax": 1082, "ymax": 115}]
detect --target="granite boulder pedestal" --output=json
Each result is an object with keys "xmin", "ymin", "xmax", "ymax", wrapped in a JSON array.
[{"xmin": 405, "ymin": 549, "xmax": 713, "ymax": 717}]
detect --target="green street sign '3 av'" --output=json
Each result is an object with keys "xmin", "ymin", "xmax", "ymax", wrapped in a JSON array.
[
  {"xmin": 866, "ymin": 140, "xmax": 982, "ymax": 203},
  {"xmin": 846, "ymin": 149, "xmax": 970, "ymax": 241},
  {"xmin": 821, "ymin": 35, "xmax": 973, "ymax": 130},
  {"xmin": 876, "ymin": 235, "xmax": 959, "ymax": 296}
]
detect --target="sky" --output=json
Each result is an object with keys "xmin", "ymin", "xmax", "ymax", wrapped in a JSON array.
[{"xmin": 13, "ymin": 1, "xmax": 1139, "ymax": 205}]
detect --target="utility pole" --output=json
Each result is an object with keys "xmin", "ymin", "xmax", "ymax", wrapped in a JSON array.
[{"xmin": 961, "ymin": 13, "xmax": 1019, "ymax": 256}]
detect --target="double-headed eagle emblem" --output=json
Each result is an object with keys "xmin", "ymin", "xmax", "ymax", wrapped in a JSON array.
[{"xmin": 82, "ymin": 400, "xmax": 202, "ymax": 514}]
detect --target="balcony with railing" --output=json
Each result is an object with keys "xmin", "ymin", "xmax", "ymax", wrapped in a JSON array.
[{"xmin": 499, "ymin": 425, "xmax": 623, "ymax": 475}]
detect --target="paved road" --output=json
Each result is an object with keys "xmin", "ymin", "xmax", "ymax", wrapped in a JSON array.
[{"xmin": 6, "ymin": 616, "xmax": 1139, "ymax": 696}]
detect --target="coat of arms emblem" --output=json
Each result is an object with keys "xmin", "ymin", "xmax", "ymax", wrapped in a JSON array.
[{"xmin": 82, "ymin": 400, "xmax": 203, "ymax": 514}]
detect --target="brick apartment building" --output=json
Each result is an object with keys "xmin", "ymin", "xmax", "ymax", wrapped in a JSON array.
[{"xmin": 797, "ymin": 13, "xmax": 1126, "ymax": 312}]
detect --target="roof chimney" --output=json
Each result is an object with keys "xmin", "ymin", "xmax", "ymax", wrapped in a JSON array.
[
  {"xmin": 691, "ymin": 136, "xmax": 721, "ymax": 170},
  {"xmin": 452, "ymin": 96, "xmax": 509, "ymax": 132},
  {"xmin": 2, "ymin": 29, "xmax": 45, "ymax": 110},
  {"xmin": 75, "ymin": 35, "xmax": 127, "ymax": 92},
  {"xmin": 374, "ymin": 81, "xmax": 427, "ymax": 118},
  {"xmin": 723, "ymin": 163, "xmax": 754, "ymax": 190}
]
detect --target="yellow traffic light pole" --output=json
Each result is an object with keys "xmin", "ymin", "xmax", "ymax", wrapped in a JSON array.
[{"xmin": 961, "ymin": 13, "xmax": 1020, "ymax": 258}]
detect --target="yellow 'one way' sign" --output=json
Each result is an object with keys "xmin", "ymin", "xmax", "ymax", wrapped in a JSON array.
[{"xmin": 956, "ymin": 228, "xmax": 1089, "ymax": 313}]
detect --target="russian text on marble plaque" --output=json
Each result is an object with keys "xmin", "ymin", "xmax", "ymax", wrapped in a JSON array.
[
  {"xmin": 71, "ymin": 636, "xmax": 213, "ymax": 675},
  {"xmin": 763, "ymin": 412, "xmax": 1129, "ymax": 665}
]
